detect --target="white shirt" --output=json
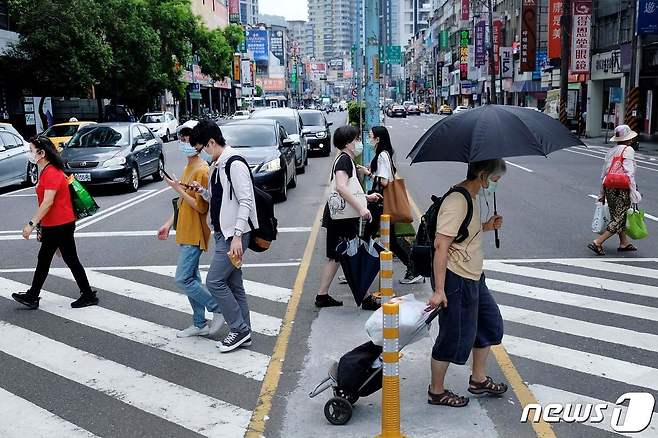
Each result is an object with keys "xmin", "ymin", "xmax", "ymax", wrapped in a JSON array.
[
  {"xmin": 373, "ymin": 151, "xmax": 394, "ymax": 182},
  {"xmin": 601, "ymin": 144, "xmax": 641, "ymax": 203}
]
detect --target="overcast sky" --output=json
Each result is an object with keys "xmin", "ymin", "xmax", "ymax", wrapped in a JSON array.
[{"xmin": 259, "ymin": 0, "xmax": 308, "ymax": 21}]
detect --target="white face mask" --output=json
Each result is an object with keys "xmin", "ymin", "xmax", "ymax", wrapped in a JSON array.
[
  {"xmin": 28, "ymin": 151, "xmax": 41, "ymax": 165},
  {"xmin": 353, "ymin": 141, "xmax": 364, "ymax": 157}
]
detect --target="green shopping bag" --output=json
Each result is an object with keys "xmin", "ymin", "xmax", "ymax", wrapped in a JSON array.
[
  {"xmin": 394, "ymin": 222, "xmax": 416, "ymax": 237},
  {"xmin": 68, "ymin": 175, "xmax": 99, "ymax": 219},
  {"xmin": 626, "ymin": 207, "xmax": 649, "ymax": 240}
]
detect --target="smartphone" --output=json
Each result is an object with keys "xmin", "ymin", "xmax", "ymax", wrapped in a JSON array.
[{"xmin": 162, "ymin": 168, "xmax": 193, "ymax": 189}]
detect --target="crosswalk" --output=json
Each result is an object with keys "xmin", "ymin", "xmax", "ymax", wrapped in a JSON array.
[
  {"xmin": 0, "ymin": 264, "xmax": 295, "ymax": 437},
  {"xmin": 484, "ymin": 258, "xmax": 658, "ymax": 438}
]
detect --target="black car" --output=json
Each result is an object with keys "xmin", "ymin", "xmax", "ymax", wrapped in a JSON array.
[
  {"xmin": 390, "ymin": 105, "xmax": 407, "ymax": 118},
  {"xmin": 299, "ymin": 110, "xmax": 333, "ymax": 157},
  {"xmin": 250, "ymin": 108, "xmax": 308, "ymax": 174},
  {"xmin": 61, "ymin": 123, "xmax": 164, "ymax": 192},
  {"xmin": 221, "ymin": 119, "xmax": 297, "ymax": 201}
]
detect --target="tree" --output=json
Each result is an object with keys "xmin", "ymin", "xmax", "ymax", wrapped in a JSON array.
[{"xmin": 255, "ymin": 85, "xmax": 264, "ymax": 97}]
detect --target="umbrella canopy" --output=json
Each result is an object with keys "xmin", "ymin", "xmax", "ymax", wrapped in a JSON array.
[
  {"xmin": 336, "ymin": 238, "xmax": 385, "ymax": 306},
  {"xmin": 407, "ymin": 105, "xmax": 585, "ymax": 164}
]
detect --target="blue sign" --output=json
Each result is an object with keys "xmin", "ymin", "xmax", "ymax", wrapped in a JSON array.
[
  {"xmin": 533, "ymin": 51, "xmax": 548, "ymax": 80},
  {"xmin": 246, "ymin": 30, "xmax": 269, "ymax": 63},
  {"xmin": 637, "ymin": 0, "xmax": 658, "ymax": 35},
  {"xmin": 610, "ymin": 87, "xmax": 623, "ymax": 104}
]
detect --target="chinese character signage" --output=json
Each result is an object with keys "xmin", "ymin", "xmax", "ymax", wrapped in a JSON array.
[
  {"xmin": 440, "ymin": 31, "xmax": 449, "ymax": 50},
  {"xmin": 229, "ymin": 0, "xmax": 240, "ymax": 23},
  {"xmin": 548, "ymin": 0, "xmax": 562, "ymax": 58},
  {"xmin": 570, "ymin": 0, "xmax": 592, "ymax": 74},
  {"xmin": 246, "ymin": 30, "xmax": 269, "ymax": 63},
  {"xmin": 533, "ymin": 50, "xmax": 547, "ymax": 79},
  {"xmin": 475, "ymin": 20, "xmax": 486, "ymax": 67},
  {"xmin": 521, "ymin": 0, "xmax": 537, "ymax": 72},
  {"xmin": 461, "ymin": 0, "xmax": 470, "ymax": 21},
  {"xmin": 638, "ymin": 0, "xmax": 658, "ymax": 35},
  {"xmin": 460, "ymin": 30, "xmax": 469, "ymax": 81},
  {"xmin": 500, "ymin": 47, "xmax": 513, "ymax": 78},
  {"xmin": 493, "ymin": 19, "xmax": 503, "ymax": 74},
  {"xmin": 233, "ymin": 54, "xmax": 241, "ymax": 82},
  {"xmin": 270, "ymin": 30, "xmax": 285, "ymax": 66}
]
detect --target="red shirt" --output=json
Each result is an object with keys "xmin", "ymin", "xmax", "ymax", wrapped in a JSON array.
[{"xmin": 36, "ymin": 165, "xmax": 76, "ymax": 227}]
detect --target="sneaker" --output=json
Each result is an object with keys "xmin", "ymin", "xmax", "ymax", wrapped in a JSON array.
[
  {"xmin": 241, "ymin": 340, "xmax": 252, "ymax": 347},
  {"xmin": 361, "ymin": 295, "xmax": 381, "ymax": 311},
  {"xmin": 399, "ymin": 271, "xmax": 425, "ymax": 285},
  {"xmin": 315, "ymin": 294, "xmax": 343, "ymax": 308},
  {"xmin": 338, "ymin": 275, "xmax": 348, "ymax": 284},
  {"xmin": 70, "ymin": 293, "xmax": 99, "ymax": 308},
  {"xmin": 177, "ymin": 324, "xmax": 210, "ymax": 338},
  {"xmin": 12, "ymin": 292, "xmax": 39, "ymax": 309},
  {"xmin": 208, "ymin": 313, "xmax": 225, "ymax": 336},
  {"xmin": 218, "ymin": 331, "xmax": 251, "ymax": 352}
]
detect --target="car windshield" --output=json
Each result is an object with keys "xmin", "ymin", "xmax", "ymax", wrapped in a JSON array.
[
  {"xmin": 252, "ymin": 113, "xmax": 297, "ymax": 133},
  {"xmin": 221, "ymin": 125, "xmax": 276, "ymax": 147},
  {"xmin": 300, "ymin": 112, "xmax": 324, "ymax": 126},
  {"xmin": 68, "ymin": 126, "xmax": 130, "ymax": 148},
  {"xmin": 44, "ymin": 125, "xmax": 80, "ymax": 137},
  {"xmin": 140, "ymin": 114, "xmax": 165, "ymax": 123}
]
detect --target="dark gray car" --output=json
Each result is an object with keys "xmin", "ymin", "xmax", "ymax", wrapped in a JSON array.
[
  {"xmin": 250, "ymin": 108, "xmax": 308, "ymax": 174},
  {"xmin": 299, "ymin": 110, "xmax": 333, "ymax": 156},
  {"xmin": 61, "ymin": 122, "xmax": 164, "ymax": 192}
]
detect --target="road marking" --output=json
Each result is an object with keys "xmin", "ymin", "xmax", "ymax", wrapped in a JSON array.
[
  {"xmin": 500, "ymin": 304, "xmax": 658, "ymax": 353},
  {"xmin": 0, "ymin": 262, "xmax": 301, "ymax": 273},
  {"xmin": 75, "ymin": 190, "xmax": 156, "ymax": 226},
  {"xmin": 550, "ymin": 258, "xmax": 658, "ymax": 279},
  {"xmin": 76, "ymin": 188, "xmax": 169, "ymax": 230},
  {"xmin": 573, "ymin": 146, "xmax": 658, "ymax": 167},
  {"xmin": 565, "ymin": 148, "xmax": 658, "ymax": 172},
  {"xmin": 48, "ymin": 269, "xmax": 283, "ymax": 337},
  {"xmin": 0, "ymin": 186, "xmax": 35, "ymax": 197},
  {"xmin": 587, "ymin": 194, "xmax": 658, "ymax": 222},
  {"xmin": 489, "ymin": 257, "xmax": 658, "ymax": 263},
  {"xmin": 0, "ymin": 387, "xmax": 99, "ymax": 438},
  {"xmin": 0, "ymin": 277, "xmax": 270, "ymax": 380},
  {"xmin": 530, "ymin": 385, "xmax": 658, "ymax": 438},
  {"xmin": 485, "ymin": 260, "xmax": 658, "ymax": 299},
  {"xmin": 505, "ymin": 160, "xmax": 534, "ymax": 173},
  {"xmin": 0, "ymin": 321, "xmax": 252, "ymax": 437},
  {"xmin": 488, "ymin": 278, "xmax": 658, "ymax": 322},
  {"xmin": 245, "ymin": 194, "xmax": 326, "ymax": 437},
  {"xmin": 1, "ymin": 193, "xmax": 36, "ymax": 197},
  {"xmin": 504, "ymin": 335, "xmax": 658, "ymax": 391}
]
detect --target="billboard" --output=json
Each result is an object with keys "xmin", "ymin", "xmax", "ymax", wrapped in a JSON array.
[
  {"xmin": 459, "ymin": 30, "xmax": 469, "ymax": 81},
  {"xmin": 270, "ymin": 29, "xmax": 285, "ymax": 66},
  {"xmin": 246, "ymin": 29, "xmax": 269, "ymax": 63},
  {"xmin": 571, "ymin": 0, "xmax": 592, "ymax": 73},
  {"xmin": 229, "ymin": 0, "xmax": 240, "ymax": 23},
  {"xmin": 638, "ymin": 0, "xmax": 658, "ymax": 34},
  {"xmin": 256, "ymin": 78, "xmax": 286, "ymax": 92},
  {"xmin": 475, "ymin": 20, "xmax": 486, "ymax": 67},
  {"xmin": 241, "ymin": 60, "xmax": 253, "ymax": 86},
  {"xmin": 548, "ymin": 0, "xmax": 563, "ymax": 58},
  {"xmin": 521, "ymin": 0, "xmax": 537, "ymax": 72}
]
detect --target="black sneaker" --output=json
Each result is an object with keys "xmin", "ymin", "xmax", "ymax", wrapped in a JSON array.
[
  {"xmin": 361, "ymin": 294, "xmax": 381, "ymax": 311},
  {"xmin": 12, "ymin": 292, "xmax": 39, "ymax": 309},
  {"xmin": 71, "ymin": 293, "xmax": 99, "ymax": 308},
  {"xmin": 218, "ymin": 331, "xmax": 251, "ymax": 353},
  {"xmin": 315, "ymin": 294, "xmax": 343, "ymax": 308},
  {"xmin": 400, "ymin": 269, "xmax": 425, "ymax": 285}
]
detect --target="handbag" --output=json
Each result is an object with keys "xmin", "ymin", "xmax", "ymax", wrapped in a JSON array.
[
  {"xmin": 382, "ymin": 155, "xmax": 413, "ymax": 223},
  {"xmin": 67, "ymin": 175, "xmax": 99, "ymax": 220},
  {"xmin": 172, "ymin": 197, "xmax": 180, "ymax": 231},
  {"xmin": 394, "ymin": 222, "xmax": 416, "ymax": 237},
  {"xmin": 591, "ymin": 201, "xmax": 610, "ymax": 234},
  {"xmin": 328, "ymin": 154, "xmax": 366, "ymax": 220},
  {"xmin": 626, "ymin": 206, "xmax": 649, "ymax": 240},
  {"xmin": 603, "ymin": 146, "xmax": 631, "ymax": 189}
]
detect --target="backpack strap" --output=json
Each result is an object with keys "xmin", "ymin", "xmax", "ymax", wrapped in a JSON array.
[
  {"xmin": 444, "ymin": 186, "xmax": 473, "ymax": 243},
  {"xmin": 224, "ymin": 154, "xmax": 256, "ymax": 231}
]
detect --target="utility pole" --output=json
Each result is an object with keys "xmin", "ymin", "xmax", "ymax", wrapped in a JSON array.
[
  {"xmin": 559, "ymin": 0, "xmax": 572, "ymax": 126},
  {"xmin": 488, "ymin": 0, "xmax": 497, "ymax": 104},
  {"xmin": 624, "ymin": 0, "xmax": 641, "ymax": 133},
  {"xmin": 364, "ymin": 0, "xmax": 380, "ymax": 167}
]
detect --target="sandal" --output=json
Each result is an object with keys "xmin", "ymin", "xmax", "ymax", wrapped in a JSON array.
[
  {"xmin": 427, "ymin": 387, "xmax": 469, "ymax": 407},
  {"xmin": 587, "ymin": 242, "xmax": 605, "ymax": 256},
  {"xmin": 618, "ymin": 244, "xmax": 638, "ymax": 252},
  {"xmin": 468, "ymin": 376, "xmax": 508, "ymax": 396}
]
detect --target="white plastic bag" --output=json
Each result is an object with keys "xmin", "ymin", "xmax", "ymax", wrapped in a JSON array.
[
  {"xmin": 365, "ymin": 294, "xmax": 430, "ymax": 347},
  {"xmin": 591, "ymin": 201, "xmax": 610, "ymax": 234}
]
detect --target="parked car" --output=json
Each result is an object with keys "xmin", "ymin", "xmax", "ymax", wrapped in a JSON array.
[
  {"xmin": 299, "ymin": 110, "xmax": 333, "ymax": 157},
  {"xmin": 453, "ymin": 105, "xmax": 469, "ymax": 115},
  {"xmin": 0, "ymin": 123, "xmax": 37, "ymax": 189},
  {"xmin": 42, "ymin": 121, "xmax": 96, "ymax": 151},
  {"xmin": 403, "ymin": 100, "xmax": 414, "ymax": 111},
  {"xmin": 61, "ymin": 123, "xmax": 164, "ymax": 192},
  {"xmin": 390, "ymin": 105, "xmax": 407, "ymax": 118},
  {"xmin": 406, "ymin": 104, "xmax": 421, "ymax": 116},
  {"xmin": 250, "ymin": 107, "xmax": 308, "ymax": 174},
  {"xmin": 222, "ymin": 119, "xmax": 297, "ymax": 201},
  {"xmin": 231, "ymin": 110, "xmax": 251, "ymax": 120},
  {"xmin": 439, "ymin": 104, "xmax": 453, "ymax": 115},
  {"xmin": 139, "ymin": 112, "xmax": 178, "ymax": 142},
  {"xmin": 103, "ymin": 105, "xmax": 137, "ymax": 123}
]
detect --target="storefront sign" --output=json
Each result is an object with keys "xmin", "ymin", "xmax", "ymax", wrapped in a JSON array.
[
  {"xmin": 548, "ymin": 0, "xmax": 563, "ymax": 59},
  {"xmin": 637, "ymin": 0, "xmax": 658, "ymax": 35},
  {"xmin": 245, "ymin": 30, "xmax": 269, "ymax": 63},
  {"xmin": 270, "ymin": 30, "xmax": 285, "ymax": 66},
  {"xmin": 468, "ymin": 46, "xmax": 478, "ymax": 80},
  {"xmin": 460, "ymin": 30, "xmax": 469, "ymax": 80},
  {"xmin": 233, "ymin": 54, "xmax": 241, "ymax": 82},
  {"xmin": 646, "ymin": 90, "xmax": 654, "ymax": 133},
  {"xmin": 493, "ymin": 19, "xmax": 503, "ymax": 74},
  {"xmin": 461, "ymin": 0, "xmax": 470, "ymax": 21},
  {"xmin": 440, "ymin": 31, "xmax": 449, "ymax": 50},
  {"xmin": 571, "ymin": 0, "xmax": 592, "ymax": 74},
  {"xmin": 500, "ymin": 47, "xmax": 513, "ymax": 78},
  {"xmin": 256, "ymin": 78, "xmax": 286, "ymax": 92},
  {"xmin": 521, "ymin": 0, "xmax": 537, "ymax": 72},
  {"xmin": 229, "ymin": 0, "xmax": 240, "ymax": 23},
  {"xmin": 591, "ymin": 50, "xmax": 622, "ymax": 80},
  {"xmin": 241, "ymin": 60, "xmax": 253, "ymax": 86},
  {"xmin": 442, "ymin": 66, "xmax": 450, "ymax": 87},
  {"xmin": 444, "ymin": 51, "xmax": 453, "ymax": 65},
  {"xmin": 475, "ymin": 20, "xmax": 486, "ymax": 67},
  {"xmin": 533, "ymin": 51, "xmax": 548, "ymax": 79}
]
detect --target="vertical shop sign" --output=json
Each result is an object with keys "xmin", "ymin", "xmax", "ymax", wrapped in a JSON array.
[
  {"xmin": 571, "ymin": 0, "xmax": 592, "ymax": 73},
  {"xmin": 460, "ymin": 30, "xmax": 469, "ymax": 80},
  {"xmin": 548, "ymin": 0, "xmax": 563, "ymax": 58},
  {"xmin": 521, "ymin": 0, "xmax": 537, "ymax": 72},
  {"xmin": 475, "ymin": 20, "xmax": 486, "ymax": 67},
  {"xmin": 493, "ymin": 19, "xmax": 503, "ymax": 74}
]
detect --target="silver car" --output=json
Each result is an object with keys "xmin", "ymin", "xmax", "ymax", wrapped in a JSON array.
[{"xmin": 0, "ymin": 123, "xmax": 38, "ymax": 189}]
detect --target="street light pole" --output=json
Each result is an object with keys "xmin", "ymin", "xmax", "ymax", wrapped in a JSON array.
[{"xmin": 364, "ymin": 0, "xmax": 380, "ymax": 167}]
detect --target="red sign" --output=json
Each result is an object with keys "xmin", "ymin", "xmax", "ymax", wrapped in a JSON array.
[
  {"xmin": 521, "ymin": 0, "xmax": 538, "ymax": 72},
  {"xmin": 256, "ymin": 78, "xmax": 286, "ymax": 92},
  {"xmin": 571, "ymin": 0, "xmax": 592, "ymax": 74},
  {"xmin": 493, "ymin": 19, "xmax": 503, "ymax": 75},
  {"xmin": 548, "ymin": 0, "xmax": 563, "ymax": 59},
  {"xmin": 229, "ymin": 0, "xmax": 240, "ymax": 23},
  {"xmin": 461, "ymin": 0, "xmax": 469, "ymax": 21}
]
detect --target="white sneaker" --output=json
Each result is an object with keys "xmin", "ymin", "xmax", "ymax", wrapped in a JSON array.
[
  {"xmin": 399, "ymin": 274, "xmax": 425, "ymax": 285},
  {"xmin": 176, "ymin": 324, "xmax": 210, "ymax": 338},
  {"xmin": 338, "ymin": 275, "xmax": 348, "ymax": 284},
  {"xmin": 208, "ymin": 313, "xmax": 225, "ymax": 336}
]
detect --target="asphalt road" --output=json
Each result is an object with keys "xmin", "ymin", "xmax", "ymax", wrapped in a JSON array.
[{"xmin": 1, "ymin": 111, "xmax": 657, "ymax": 438}]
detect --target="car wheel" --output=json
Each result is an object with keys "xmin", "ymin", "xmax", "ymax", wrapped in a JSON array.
[
  {"xmin": 127, "ymin": 165, "xmax": 139, "ymax": 192},
  {"xmin": 322, "ymin": 144, "xmax": 332, "ymax": 157},
  {"xmin": 25, "ymin": 163, "xmax": 38, "ymax": 186},
  {"xmin": 288, "ymin": 167, "xmax": 297, "ymax": 188},
  {"xmin": 164, "ymin": 130, "xmax": 171, "ymax": 143},
  {"xmin": 153, "ymin": 156, "xmax": 165, "ymax": 181},
  {"xmin": 277, "ymin": 175, "xmax": 288, "ymax": 202}
]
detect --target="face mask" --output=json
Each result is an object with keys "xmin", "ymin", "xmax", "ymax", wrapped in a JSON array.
[
  {"xmin": 178, "ymin": 141, "xmax": 199, "ymax": 157},
  {"xmin": 479, "ymin": 177, "xmax": 499, "ymax": 198},
  {"xmin": 199, "ymin": 150, "xmax": 212, "ymax": 162},
  {"xmin": 28, "ymin": 151, "xmax": 40, "ymax": 165},
  {"xmin": 353, "ymin": 141, "xmax": 364, "ymax": 157}
]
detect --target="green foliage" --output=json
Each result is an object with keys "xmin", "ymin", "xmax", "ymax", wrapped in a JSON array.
[
  {"xmin": 255, "ymin": 85, "xmax": 263, "ymax": 97},
  {"xmin": 348, "ymin": 101, "xmax": 364, "ymax": 127}
]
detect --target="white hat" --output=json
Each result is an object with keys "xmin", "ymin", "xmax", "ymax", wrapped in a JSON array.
[
  {"xmin": 176, "ymin": 119, "xmax": 198, "ymax": 134},
  {"xmin": 69, "ymin": 117, "xmax": 78, "ymax": 122},
  {"xmin": 610, "ymin": 124, "xmax": 638, "ymax": 143}
]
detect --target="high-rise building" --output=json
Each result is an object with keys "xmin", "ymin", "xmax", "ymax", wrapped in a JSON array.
[
  {"xmin": 259, "ymin": 13, "xmax": 287, "ymax": 27},
  {"xmin": 287, "ymin": 20, "xmax": 314, "ymax": 61},
  {"xmin": 190, "ymin": 0, "xmax": 229, "ymax": 29},
  {"xmin": 399, "ymin": 0, "xmax": 432, "ymax": 50},
  {"xmin": 240, "ymin": 0, "xmax": 259, "ymax": 26},
  {"xmin": 307, "ymin": 0, "xmax": 353, "ymax": 62}
]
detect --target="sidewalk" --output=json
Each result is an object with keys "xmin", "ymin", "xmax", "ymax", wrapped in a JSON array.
[{"xmin": 583, "ymin": 136, "xmax": 658, "ymax": 155}]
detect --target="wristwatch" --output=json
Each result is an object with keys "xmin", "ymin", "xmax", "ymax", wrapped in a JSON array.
[
  {"xmin": 28, "ymin": 220, "xmax": 35, "ymax": 227},
  {"xmin": 234, "ymin": 230, "xmax": 243, "ymax": 238}
]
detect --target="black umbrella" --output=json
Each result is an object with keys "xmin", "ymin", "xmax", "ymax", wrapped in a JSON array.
[
  {"xmin": 407, "ymin": 105, "xmax": 585, "ymax": 247},
  {"xmin": 336, "ymin": 238, "xmax": 385, "ymax": 306}
]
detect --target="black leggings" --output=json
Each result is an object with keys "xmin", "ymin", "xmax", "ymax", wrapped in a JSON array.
[{"xmin": 28, "ymin": 222, "xmax": 92, "ymax": 298}]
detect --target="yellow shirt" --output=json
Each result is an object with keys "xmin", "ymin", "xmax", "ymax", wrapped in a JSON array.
[
  {"xmin": 176, "ymin": 160, "xmax": 211, "ymax": 251},
  {"xmin": 436, "ymin": 191, "xmax": 483, "ymax": 281}
]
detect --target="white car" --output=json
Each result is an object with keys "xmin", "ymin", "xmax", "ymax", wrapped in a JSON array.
[
  {"xmin": 0, "ymin": 123, "xmax": 38, "ymax": 189},
  {"xmin": 232, "ymin": 110, "xmax": 251, "ymax": 120},
  {"xmin": 453, "ymin": 105, "xmax": 469, "ymax": 115},
  {"xmin": 139, "ymin": 112, "xmax": 178, "ymax": 142}
]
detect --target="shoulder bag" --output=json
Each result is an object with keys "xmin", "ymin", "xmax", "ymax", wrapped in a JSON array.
[
  {"xmin": 603, "ymin": 146, "xmax": 631, "ymax": 189},
  {"xmin": 382, "ymin": 152, "xmax": 414, "ymax": 223},
  {"xmin": 328, "ymin": 154, "xmax": 366, "ymax": 220}
]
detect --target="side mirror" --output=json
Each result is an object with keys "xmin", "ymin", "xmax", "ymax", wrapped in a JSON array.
[
  {"xmin": 282, "ymin": 138, "xmax": 294, "ymax": 147},
  {"xmin": 327, "ymin": 122, "xmax": 333, "ymax": 127},
  {"xmin": 133, "ymin": 138, "xmax": 146, "ymax": 148},
  {"xmin": 0, "ymin": 145, "xmax": 6, "ymax": 152}
]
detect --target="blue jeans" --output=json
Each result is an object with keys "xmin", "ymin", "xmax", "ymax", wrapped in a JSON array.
[{"xmin": 175, "ymin": 245, "xmax": 219, "ymax": 328}]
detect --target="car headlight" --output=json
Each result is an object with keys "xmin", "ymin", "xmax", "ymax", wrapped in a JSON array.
[
  {"xmin": 102, "ymin": 156, "xmax": 127, "ymax": 168},
  {"xmin": 259, "ymin": 158, "xmax": 281, "ymax": 173},
  {"xmin": 316, "ymin": 131, "xmax": 327, "ymax": 138}
]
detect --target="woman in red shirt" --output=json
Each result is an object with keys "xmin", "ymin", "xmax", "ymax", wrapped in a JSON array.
[{"xmin": 12, "ymin": 136, "xmax": 98, "ymax": 309}]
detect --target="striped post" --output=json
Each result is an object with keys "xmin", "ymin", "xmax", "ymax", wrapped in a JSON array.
[
  {"xmin": 380, "ymin": 214, "xmax": 391, "ymax": 250},
  {"xmin": 376, "ymin": 302, "xmax": 405, "ymax": 438},
  {"xmin": 380, "ymin": 251, "xmax": 394, "ymax": 304},
  {"xmin": 624, "ymin": 87, "xmax": 641, "ymax": 133}
]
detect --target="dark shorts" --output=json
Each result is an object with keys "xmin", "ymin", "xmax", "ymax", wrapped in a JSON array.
[
  {"xmin": 432, "ymin": 270, "xmax": 504, "ymax": 365},
  {"xmin": 324, "ymin": 218, "xmax": 359, "ymax": 261}
]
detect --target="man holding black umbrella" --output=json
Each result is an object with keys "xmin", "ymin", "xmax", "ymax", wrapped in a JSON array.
[{"xmin": 425, "ymin": 159, "xmax": 508, "ymax": 407}]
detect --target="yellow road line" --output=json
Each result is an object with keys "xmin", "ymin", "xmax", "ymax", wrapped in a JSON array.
[
  {"xmin": 404, "ymin": 183, "xmax": 556, "ymax": 438},
  {"xmin": 245, "ymin": 201, "xmax": 325, "ymax": 438}
]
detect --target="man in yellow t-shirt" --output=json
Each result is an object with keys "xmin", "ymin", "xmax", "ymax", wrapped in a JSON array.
[
  {"xmin": 157, "ymin": 121, "xmax": 224, "ymax": 338},
  {"xmin": 425, "ymin": 159, "xmax": 508, "ymax": 408}
]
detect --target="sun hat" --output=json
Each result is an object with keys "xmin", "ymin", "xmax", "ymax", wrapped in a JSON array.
[
  {"xmin": 610, "ymin": 124, "xmax": 638, "ymax": 143},
  {"xmin": 176, "ymin": 119, "xmax": 198, "ymax": 136}
]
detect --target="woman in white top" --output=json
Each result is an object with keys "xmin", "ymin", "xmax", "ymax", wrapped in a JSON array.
[
  {"xmin": 588, "ymin": 125, "xmax": 642, "ymax": 256},
  {"xmin": 359, "ymin": 126, "xmax": 424, "ymax": 284}
]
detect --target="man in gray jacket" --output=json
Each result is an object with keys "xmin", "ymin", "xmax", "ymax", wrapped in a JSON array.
[{"xmin": 190, "ymin": 120, "xmax": 259, "ymax": 352}]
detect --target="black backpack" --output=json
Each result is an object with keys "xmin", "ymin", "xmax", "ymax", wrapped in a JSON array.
[
  {"xmin": 411, "ymin": 187, "xmax": 473, "ymax": 278},
  {"xmin": 225, "ymin": 155, "xmax": 278, "ymax": 252}
]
